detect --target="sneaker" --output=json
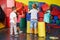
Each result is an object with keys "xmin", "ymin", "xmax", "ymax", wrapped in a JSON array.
[
  {"xmin": 14, "ymin": 34, "xmax": 18, "ymax": 37},
  {"xmin": 10, "ymin": 34, "xmax": 14, "ymax": 37},
  {"xmin": 49, "ymin": 36, "xmax": 59, "ymax": 39},
  {"xmin": 19, "ymin": 31, "xmax": 23, "ymax": 34},
  {"xmin": 30, "ymin": 34, "xmax": 33, "ymax": 36}
]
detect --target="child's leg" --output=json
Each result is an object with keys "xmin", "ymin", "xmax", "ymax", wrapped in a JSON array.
[
  {"xmin": 10, "ymin": 22, "xmax": 13, "ymax": 35},
  {"xmin": 17, "ymin": 23, "xmax": 23, "ymax": 33},
  {"xmin": 17, "ymin": 23, "xmax": 20, "ymax": 32},
  {"xmin": 34, "ymin": 20, "xmax": 38, "ymax": 34},
  {"xmin": 17, "ymin": 27, "xmax": 20, "ymax": 32},
  {"xmin": 30, "ymin": 20, "xmax": 34, "ymax": 33},
  {"xmin": 14, "ymin": 24, "xmax": 18, "ymax": 35},
  {"xmin": 18, "ymin": 27, "xmax": 23, "ymax": 34}
]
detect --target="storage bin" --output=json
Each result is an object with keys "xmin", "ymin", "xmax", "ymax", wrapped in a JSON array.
[
  {"xmin": 38, "ymin": 22, "xmax": 46, "ymax": 37},
  {"xmin": 20, "ymin": 18, "xmax": 26, "ymax": 32},
  {"xmin": 27, "ymin": 21, "xmax": 30, "ymax": 33}
]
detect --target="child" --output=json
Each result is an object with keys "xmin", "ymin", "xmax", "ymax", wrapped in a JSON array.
[
  {"xmin": 17, "ymin": 12, "xmax": 23, "ymax": 33},
  {"xmin": 44, "ymin": 9, "xmax": 51, "ymax": 33},
  {"xmin": 10, "ymin": 7, "xmax": 18, "ymax": 36},
  {"xmin": 44, "ymin": 9, "xmax": 51, "ymax": 23},
  {"xmin": 28, "ymin": 4, "xmax": 38, "ymax": 34}
]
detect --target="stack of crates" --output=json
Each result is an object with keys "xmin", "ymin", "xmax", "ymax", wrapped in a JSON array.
[
  {"xmin": 50, "ymin": 4, "xmax": 60, "ymax": 27},
  {"xmin": 41, "ymin": 3, "xmax": 49, "ymax": 12},
  {"xmin": 38, "ymin": 12, "xmax": 44, "ymax": 22},
  {"xmin": 38, "ymin": 2, "xmax": 45, "ymax": 11},
  {"xmin": 38, "ymin": 2, "xmax": 48, "ymax": 37},
  {"xmin": 38, "ymin": 22, "xmax": 46, "ymax": 37},
  {"xmin": 26, "ymin": 13, "xmax": 31, "ymax": 33}
]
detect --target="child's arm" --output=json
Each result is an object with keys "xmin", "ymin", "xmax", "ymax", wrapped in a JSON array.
[
  {"xmin": 13, "ymin": 14, "xmax": 17, "ymax": 24},
  {"xmin": 20, "ymin": 11, "xmax": 24, "ymax": 17},
  {"xmin": 28, "ymin": 9, "xmax": 31, "ymax": 13},
  {"xmin": 13, "ymin": 17, "xmax": 16, "ymax": 25}
]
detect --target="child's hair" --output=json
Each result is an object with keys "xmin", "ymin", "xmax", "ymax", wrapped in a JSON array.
[
  {"xmin": 32, "ymin": 4, "xmax": 37, "ymax": 9},
  {"xmin": 12, "ymin": 7, "xmax": 16, "ymax": 11}
]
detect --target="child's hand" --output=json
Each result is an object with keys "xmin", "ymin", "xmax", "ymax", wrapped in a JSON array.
[
  {"xmin": 14, "ymin": 22, "xmax": 16, "ymax": 25},
  {"xmin": 28, "ymin": 9, "xmax": 30, "ymax": 11},
  {"xmin": 28, "ymin": 9, "xmax": 30, "ymax": 13}
]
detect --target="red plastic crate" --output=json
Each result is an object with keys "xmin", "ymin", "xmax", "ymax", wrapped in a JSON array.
[
  {"xmin": 47, "ymin": 24, "xmax": 60, "ymax": 28},
  {"xmin": 17, "ymin": 8, "xmax": 26, "ymax": 18},
  {"xmin": 38, "ymin": 12, "xmax": 44, "ymax": 18},
  {"xmin": 58, "ymin": 15, "xmax": 60, "ymax": 19},
  {"xmin": 38, "ymin": 17, "xmax": 44, "ymax": 22},
  {"xmin": 16, "ymin": 2, "xmax": 23, "ymax": 10},
  {"xmin": 24, "ymin": 5, "xmax": 28, "ymax": 12},
  {"xmin": 51, "ymin": 7, "xmax": 60, "ymax": 16},
  {"xmin": 41, "ymin": 3, "xmax": 49, "ymax": 12}
]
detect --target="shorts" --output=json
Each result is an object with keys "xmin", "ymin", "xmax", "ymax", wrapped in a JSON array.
[{"xmin": 30, "ymin": 19, "xmax": 37, "ymax": 29}]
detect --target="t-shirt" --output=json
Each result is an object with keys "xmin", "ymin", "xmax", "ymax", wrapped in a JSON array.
[
  {"xmin": 10, "ymin": 11, "xmax": 17, "ymax": 23},
  {"xmin": 29, "ymin": 8, "xmax": 38, "ymax": 20},
  {"xmin": 17, "ymin": 15, "xmax": 21, "ymax": 23},
  {"xmin": 44, "ymin": 10, "xmax": 51, "ymax": 23}
]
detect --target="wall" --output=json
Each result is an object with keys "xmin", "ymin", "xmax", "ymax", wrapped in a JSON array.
[
  {"xmin": 15, "ymin": 0, "xmax": 28, "ymax": 5},
  {"xmin": 0, "ymin": 0, "xmax": 15, "ymax": 27},
  {"xmin": 15, "ymin": 0, "xmax": 60, "ymax": 6},
  {"xmin": 38, "ymin": 0, "xmax": 60, "ymax": 6}
]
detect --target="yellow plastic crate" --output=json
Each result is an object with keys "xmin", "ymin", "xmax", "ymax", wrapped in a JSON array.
[
  {"xmin": 0, "ymin": 23, "xmax": 5, "ymax": 29},
  {"xmin": 27, "ymin": 21, "xmax": 30, "ymax": 33},
  {"xmin": 38, "ymin": 22, "xmax": 46, "ymax": 37}
]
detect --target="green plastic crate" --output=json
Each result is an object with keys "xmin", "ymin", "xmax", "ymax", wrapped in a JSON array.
[
  {"xmin": 19, "ymin": 18, "xmax": 26, "ymax": 33},
  {"xmin": 29, "ymin": 1, "xmax": 38, "ymax": 10},
  {"xmin": 56, "ymin": 20, "xmax": 60, "ymax": 25}
]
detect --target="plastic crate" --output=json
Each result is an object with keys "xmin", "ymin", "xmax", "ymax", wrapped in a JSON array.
[{"xmin": 38, "ymin": 22, "xmax": 46, "ymax": 37}]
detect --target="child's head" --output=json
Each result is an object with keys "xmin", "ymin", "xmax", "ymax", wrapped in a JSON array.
[
  {"xmin": 12, "ymin": 7, "xmax": 16, "ymax": 12},
  {"xmin": 32, "ymin": 4, "xmax": 37, "ymax": 9}
]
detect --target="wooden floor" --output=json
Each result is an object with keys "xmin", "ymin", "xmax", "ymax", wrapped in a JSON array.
[{"xmin": 0, "ymin": 28, "xmax": 60, "ymax": 40}]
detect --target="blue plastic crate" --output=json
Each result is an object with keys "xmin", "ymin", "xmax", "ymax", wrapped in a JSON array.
[
  {"xmin": 38, "ymin": 2, "xmax": 45, "ymax": 8},
  {"xmin": 26, "ymin": 13, "xmax": 31, "ymax": 21},
  {"xmin": 52, "ymin": 19, "xmax": 56, "ymax": 24},
  {"xmin": 38, "ymin": 2, "xmax": 45, "ymax": 11},
  {"xmin": 54, "ymin": 16, "xmax": 58, "ymax": 21}
]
